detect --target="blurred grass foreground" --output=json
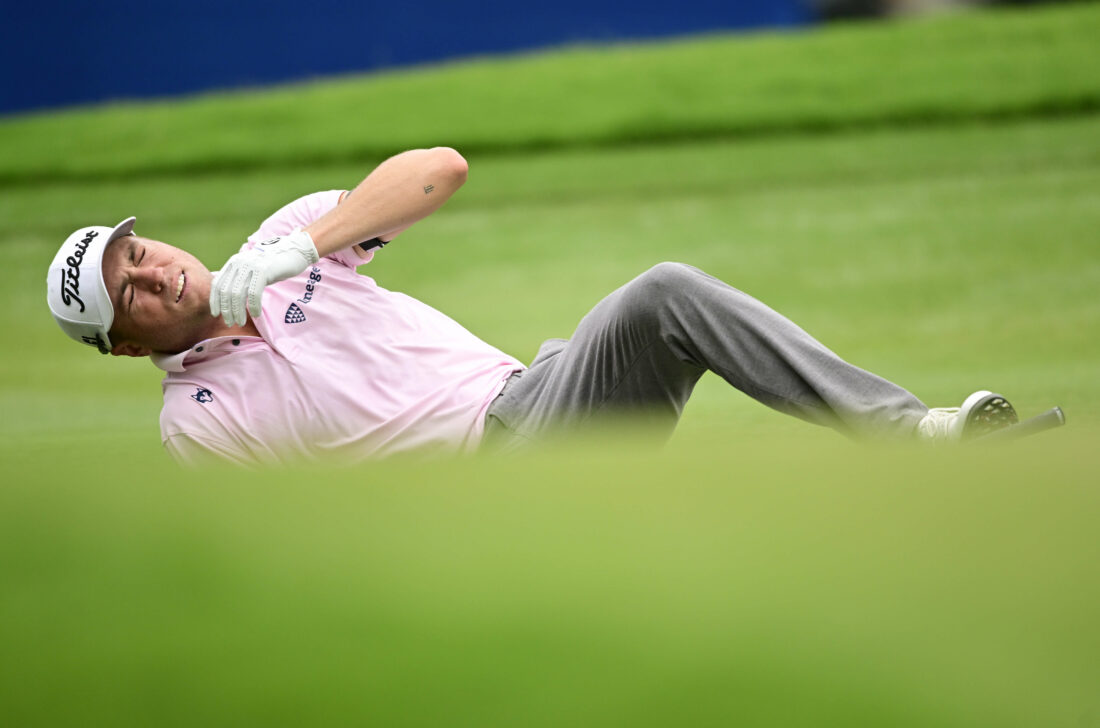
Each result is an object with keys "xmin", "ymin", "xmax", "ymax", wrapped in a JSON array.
[{"xmin": 1, "ymin": 3, "xmax": 1099, "ymax": 726}]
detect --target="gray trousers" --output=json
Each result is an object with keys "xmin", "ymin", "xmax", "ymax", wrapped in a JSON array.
[{"xmin": 483, "ymin": 262, "xmax": 928, "ymax": 449}]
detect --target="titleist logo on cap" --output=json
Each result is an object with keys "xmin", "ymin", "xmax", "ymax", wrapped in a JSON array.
[{"xmin": 58, "ymin": 229, "xmax": 98, "ymax": 313}]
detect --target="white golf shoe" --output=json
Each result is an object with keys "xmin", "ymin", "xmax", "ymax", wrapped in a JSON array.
[{"xmin": 917, "ymin": 390, "xmax": 1018, "ymax": 443}]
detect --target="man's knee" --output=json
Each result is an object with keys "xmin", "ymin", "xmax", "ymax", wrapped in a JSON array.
[
  {"xmin": 638, "ymin": 261, "xmax": 698, "ymax": 288},
  {"xmin": 620, "ymin": 262, "xmax": 700, "ymax": 317}
]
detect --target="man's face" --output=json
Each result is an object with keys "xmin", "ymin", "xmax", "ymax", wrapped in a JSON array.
[{"xmin": 101, "ymin": 235, "xmax": 221, "ymax": 356}]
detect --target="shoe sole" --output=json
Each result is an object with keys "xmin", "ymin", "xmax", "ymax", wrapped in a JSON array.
[{"xmin": 959, "ymin": 391, "xmax": 1018, "ymax": 441}]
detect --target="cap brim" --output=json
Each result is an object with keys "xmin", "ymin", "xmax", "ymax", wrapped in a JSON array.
[
  {"xmin": 94, "ymin": 217, "xmax": 138, "ymax": 342},
  {"xmin": 109, "ymin": 217, "xmax": 136, "ymax": 242}
]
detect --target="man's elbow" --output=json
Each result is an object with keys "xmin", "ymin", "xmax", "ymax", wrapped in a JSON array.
[{"xmin": 432, "ymin": 146, "xmax": 468, "ymax": 188}]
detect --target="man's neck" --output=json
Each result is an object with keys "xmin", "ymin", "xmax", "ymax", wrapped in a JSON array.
[
  {"xmin": 150, "ymin": 318, "xmax": 263, "ymax": 372},
  {"xmin": 222, "ymin": 319, "xmax": 261, "ymax": 339},
  {"xmin": 168, "ymin": 318, "xmax": 261, "ymax": 356}
]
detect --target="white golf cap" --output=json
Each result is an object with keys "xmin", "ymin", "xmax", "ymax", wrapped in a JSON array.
[{"xmin": 46, "ymin": 217, "xmax": 137, "ymax": 354}]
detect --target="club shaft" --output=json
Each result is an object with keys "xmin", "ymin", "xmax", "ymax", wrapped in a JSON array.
[{"xmin": 977, "ymin": 407, "xmax": 1065, "ymax": 442}]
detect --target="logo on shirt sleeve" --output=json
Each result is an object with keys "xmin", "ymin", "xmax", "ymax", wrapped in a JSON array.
[
  {"xmin": 285, "ymin": 303, "xmax": 306, "ymax": 324},
  {"xmin": 190, "ymin": 387, "xmax": 214, "ymax": 404}
]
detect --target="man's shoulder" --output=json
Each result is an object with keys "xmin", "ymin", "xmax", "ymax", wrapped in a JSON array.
[
  {"xmin": 159, "ymin": 346, "xmax": 285, "ymax": 438},
  {"xmin": 249, "ymin": 190, "xmax": 345, "ymax": 244},
  {"xmin": 158, "ymin": 342, "xmax": 316, "ymax": 466},
  {"xmin": 159, "ymin": 340, "xmax": 280, "ymax": 411}
]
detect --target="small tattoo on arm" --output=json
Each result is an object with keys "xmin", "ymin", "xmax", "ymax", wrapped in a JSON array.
[{"xmin": 424, "ymin": 184, "xmax": 435, "ymax": 195}]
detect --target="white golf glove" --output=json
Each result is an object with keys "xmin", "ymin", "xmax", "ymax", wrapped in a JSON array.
[{"xmin": 209, "ymin": 229, "xmax": 319, "ymax": 327}]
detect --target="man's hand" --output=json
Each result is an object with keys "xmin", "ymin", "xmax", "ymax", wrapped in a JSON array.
[{"xmin": 209, "ymin": 230, "xmax": 319, "ymax": 327}]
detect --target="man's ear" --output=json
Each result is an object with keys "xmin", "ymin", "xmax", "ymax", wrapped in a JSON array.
[{"xmin": 111, "ymin": 342, "xmax": 152, "ymax": 358}]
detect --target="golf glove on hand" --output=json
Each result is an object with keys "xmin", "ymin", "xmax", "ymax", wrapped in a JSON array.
[{"xmin": 210, "ymin": 229, "xmax": 319, "ymax": 327}]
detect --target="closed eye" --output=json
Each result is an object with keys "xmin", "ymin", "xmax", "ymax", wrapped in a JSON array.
[{"xmin": 125, "ymin": 244, "xmax": 143, "ymax": 310}]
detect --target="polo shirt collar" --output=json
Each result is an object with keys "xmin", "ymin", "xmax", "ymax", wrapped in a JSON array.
[{"xmin": 151, "ymin": 335, "xmax": 262, "ymax": 373}]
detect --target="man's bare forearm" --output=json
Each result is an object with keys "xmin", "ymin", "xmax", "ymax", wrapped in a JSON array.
[{"xmin": 304, "ymin": 147, "xmax": 468, "ymax": 256}]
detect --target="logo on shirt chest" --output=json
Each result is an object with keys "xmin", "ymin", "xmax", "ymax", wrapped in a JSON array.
[
  {"xmin": 285, "ymin": 267, "xmax": 322, "ymax": 324},
  {"xmin": 190, "ymin": 387, "xmax": 214, "ymax": 404}
]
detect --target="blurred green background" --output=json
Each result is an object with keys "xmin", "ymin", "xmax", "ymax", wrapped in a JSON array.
[{"xmin": 1, "ymin": 4, "xmax": 1098, "ymax": 726}]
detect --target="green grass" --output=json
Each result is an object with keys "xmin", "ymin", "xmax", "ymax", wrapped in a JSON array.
[
  {"xmin": 1, "ymin": 434, "xmax": 1097, "ymax": 726},
  {"xmin": 7, "ymin": 115, "xmax": 1098, "ymax": 451},
  {"xmin": 1, "ymin": 2, "xmax": 1098, "ymax": 182},
  {"xmin": 2, "ymin": 3, "xmax": 1099, "ymax": 725}
]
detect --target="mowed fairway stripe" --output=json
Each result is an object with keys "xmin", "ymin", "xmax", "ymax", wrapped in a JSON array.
[{"xmin": 3, "ymin": 117, "xmax": 1098, "ymax": 455}]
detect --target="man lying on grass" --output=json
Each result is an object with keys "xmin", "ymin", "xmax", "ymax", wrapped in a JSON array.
[{"xmin": 46, "ymin": 147, "xmax": 1018, "ymax": 465}]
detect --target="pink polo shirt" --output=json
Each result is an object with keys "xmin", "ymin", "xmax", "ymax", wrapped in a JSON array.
[{"xmin": 154, "ymin": 190, "xmax": 524, "ymax": 465}]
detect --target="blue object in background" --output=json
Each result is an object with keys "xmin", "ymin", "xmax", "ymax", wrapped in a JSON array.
[{"xmin": 1, "ymin": 1, "xmax": 812, "ymax": 116}]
